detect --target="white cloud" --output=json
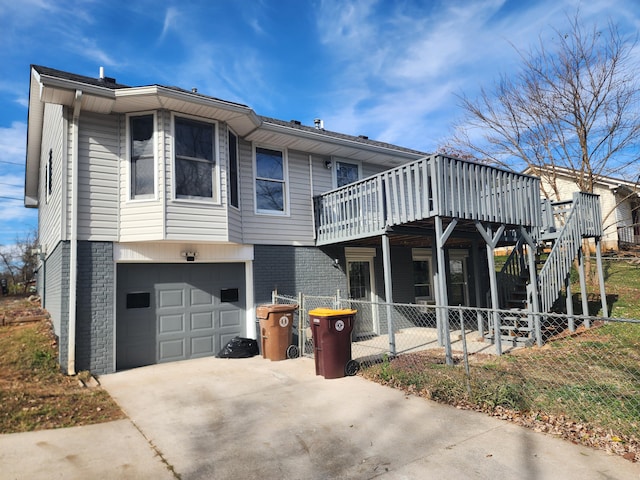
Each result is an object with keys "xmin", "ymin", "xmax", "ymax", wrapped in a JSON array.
[
  {"xmin": 159, "ymin": 7, "xmax": 180, "ymax": 43},
  {"xmin": 0, "ymin": 122, "xmax": 26, "ymax": 164},
  {"xmin": 310, "ymin": 0, "xmax": 640, "ymax": 152}
]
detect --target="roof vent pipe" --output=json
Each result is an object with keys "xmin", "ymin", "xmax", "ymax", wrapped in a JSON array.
[
  {"xmin": 99, "ymin": 66, "xmax": 104, "ymax": 79},
  {"xmin": 314, "ymin": 118, "xmax": 324, "ymax": 130}
]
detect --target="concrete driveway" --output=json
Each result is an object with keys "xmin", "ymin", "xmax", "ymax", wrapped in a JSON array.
[
  {"xmin": 2, "ymin": 356, "xmax": 637, "ymax": 479},
  {"xmin": 97, "ymin": 356, "xmax": 639, "ymax": 480}
]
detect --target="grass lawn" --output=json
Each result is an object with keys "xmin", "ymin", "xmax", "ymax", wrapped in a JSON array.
[{"xmin": 0, "ymin": 297, "xmax": 125, "ymax": 433}]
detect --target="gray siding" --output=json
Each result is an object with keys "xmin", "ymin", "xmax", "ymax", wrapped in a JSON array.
[
  {"xmin": 311, "ymin": 154, "xmax": 333, "ymax": 196},
  {"xmin": 39, "ymin": 104, "xmax": 66, "ymax": 251},
  {"xmin": 76, "ymin": 241, "xmax": 114, "ymax": 374},
  {"xmin": 43, "ymin": 241, "xmax": 70, "ymax": 372},
  {"xmin": 43, "ymin": 241, "xmax": 69, "ymax": 338},
  {"xmin": 77, "ymin": 112, "xmax": 119, "ymax": 240}
]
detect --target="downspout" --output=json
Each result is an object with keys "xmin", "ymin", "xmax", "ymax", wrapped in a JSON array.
[
  {"xmin": 68, "ymin": 89, "xmax": 82, "ymax": 375},
  {"xmin": 309, "ymin": 155, "xmax": 316, "ymax": 240}
]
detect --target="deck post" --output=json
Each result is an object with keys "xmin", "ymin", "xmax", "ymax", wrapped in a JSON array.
[
  {"xmin": 577, "ymin": 245, "xmax": 590, "ymax": 323},
  {"xmin": 566, "ymin": 279, "xmax": 575, "ymax": 332},
  {"xmin": 435, "ymin": 216, "xmax": 456, "ymax": 365},
  {"xmin": 595, "ymin": 237, "xmax": 608, "ymax": 318},
  {"xmin": 381, "ymin": 232, "xmax": 396, "ymax": 355},
  {"xmin": 520, "ymin": 226, "xmax": 542, "ymax": 346},
  {"xmin": 475, "ymin": 221, "xmax": 505, "ymax": 355},
  {"xmin": 472, "ymin": 238, "xmax": 484, "ymax": 335}
]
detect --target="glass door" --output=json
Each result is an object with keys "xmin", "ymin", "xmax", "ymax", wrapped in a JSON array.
[
  {"xmin": 449, "ymin": 250, "xmax": 469, "ymax": 306},
  {"xmin": 346, "ymin": 256, "xmax": 378, "ymax": 337}
]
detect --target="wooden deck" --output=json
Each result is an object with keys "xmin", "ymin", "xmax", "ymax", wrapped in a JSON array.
[{"xmin": 314, "ymin": 154, "xmax": 542, "ymax": 245}]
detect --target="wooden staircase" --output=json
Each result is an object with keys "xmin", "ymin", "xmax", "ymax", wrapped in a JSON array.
[{"xmin": 489, "ymin": 192, "xmax": 603, "ymax": 346}]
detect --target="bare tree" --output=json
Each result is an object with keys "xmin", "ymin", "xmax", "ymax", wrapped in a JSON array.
[
  {"xmin": 0, "ymin": 230, "xmax": 39, "ymax": 295},
  {"xmin": 449, "ymin": 12, "xmax": 640, "ymax": 196}
]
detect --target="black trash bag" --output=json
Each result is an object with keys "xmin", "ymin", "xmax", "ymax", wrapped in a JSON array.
[{"xmin": 216, "ymin": 336, "xmax": 259, "ymax": 358}]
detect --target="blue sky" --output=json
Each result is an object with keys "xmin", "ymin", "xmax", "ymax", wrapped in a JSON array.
[{"xmin": 1, "ymin": 0, "xmax": 639, "ymax": 248}]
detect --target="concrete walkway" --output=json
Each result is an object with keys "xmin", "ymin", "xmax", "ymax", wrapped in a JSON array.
[{"xmin": 2, "ymin": 356, "xmax": 639, "ymax": 479}]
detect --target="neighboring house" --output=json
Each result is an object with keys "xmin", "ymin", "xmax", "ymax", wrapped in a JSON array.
[
  {"xmin": 25, "ymin": 66, "xmax": 606, "ymax": 375},
  {"xmin": 527, "ymin": 165, "xmax": 640, "ymax": 252}
]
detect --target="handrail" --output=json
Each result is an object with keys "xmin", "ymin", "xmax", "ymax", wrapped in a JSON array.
[{"xmin": 537, "ymin": 192, "xmax": 602, "ymax": 313}]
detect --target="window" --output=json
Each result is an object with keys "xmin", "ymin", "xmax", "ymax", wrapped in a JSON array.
[
  {"xmin": 228, "ymin": 131, "xmax": 239, "ymax": 208},
  {"xmin": 255, "ymin": 147, "xmax": 286, "ymax": 213},
  {"xmin": 130, "ymin": 115, "xmax": 155, "ymax": 199},
  {"xmin": 335, "ymin": 160, "xmax": 360, "ymax": 187},
  {"xmin": 175, "ymin": 117, "xmax": 216, "ymax": 200},
  {"xmin": 412, "ymin": 249, "xmax": 433, "ymax": 301},
  {"xmin": 45, "ymin": 149, "xmax": 53, "ymax": 202}
]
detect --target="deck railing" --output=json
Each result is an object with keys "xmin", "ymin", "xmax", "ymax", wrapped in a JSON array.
[
  {"xmin": 314, "ymin": 155, "xmax": 542, "ymax": 245},
  {"xmin": 537, "ymin": 192, "xmax": 602, "ymax": 313}
]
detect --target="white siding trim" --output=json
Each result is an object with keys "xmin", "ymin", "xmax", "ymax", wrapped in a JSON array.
[
  {"xmin": 245, "ymin": 260, "xmax": 255, "ymax": 339},
  {"xmin": 114, "ymin": 242, "xmax": 253, "ymax": 263},
  {"xmin": 252, "ymin": 143, "xmax": 290, "ymax": 217},
  {"xmin": 170, "ymin": 112, "xmax": 221, "ymax": 205}
]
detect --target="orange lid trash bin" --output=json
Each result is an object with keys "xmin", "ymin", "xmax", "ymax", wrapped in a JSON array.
[{"xmin": 308, "ymin": 308, "xmax": 359, "ymax": 379}]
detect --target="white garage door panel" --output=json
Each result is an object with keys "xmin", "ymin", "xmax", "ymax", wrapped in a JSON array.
[
  {"xmin": 160, "ymin": 338, "xmax": 186, "ymax": 361},
  {"xmin": 191, "ymin": 312, "xmax": 214, "ymax": 330},
  {"xmin": 160, "ymin": 314, "xmax": 186, "ymax": 334},
  {"xmin": 160, "ymin": 289, "xmax": 184, "ymax": 307},
  {"xmin": 220, "ymin": 310, "xmax": 242, "ymax": 328}
]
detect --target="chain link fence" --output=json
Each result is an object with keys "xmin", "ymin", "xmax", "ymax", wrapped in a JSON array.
[{"xmin": 271, "ymin": 290, "xmax": 639, "ymax": 439}]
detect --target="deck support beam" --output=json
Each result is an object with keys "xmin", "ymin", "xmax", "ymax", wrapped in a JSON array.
[
  {"xmin": 520, "ymin": 227, "xmax": 542, "ymax": 346},
  {"xmin": 577, "ymin": 245, "xmax": 590, "ymax": 326},
  {"xmin": 381, "ymin": 232, "xmax": 396, "ymax": 355},
  {"xmin": 434, "ymin": 216, "xmax": 457, "ymax": 365},
  {"xmin": 475, "ymin": 221, "xmax": 505, "ymax": 355},
  {"xmin": 595, "ymin": 237, "xmax": 608, "ymax": 317},
  {"xmin": 471, "ymin": 239, "xmax": 484, "ymax": 334}
]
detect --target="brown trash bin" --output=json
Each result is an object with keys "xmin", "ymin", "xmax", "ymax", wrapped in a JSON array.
[
  {"xmin": 308, "ymin": 308, "xmax": 359, "ymax": 379},
  {"xmin": 257, "ymin": 304, "xmax": 299, "ymax": 361}
]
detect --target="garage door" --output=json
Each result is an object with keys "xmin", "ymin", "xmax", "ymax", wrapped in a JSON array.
[{"xmin": 116, "ymin": 263, "xmax": 245, "ymax": 370}]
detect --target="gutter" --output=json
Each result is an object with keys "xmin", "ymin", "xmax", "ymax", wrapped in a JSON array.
[{"xmin": 68, "ymin": 89, "xmax": 82, "ymax": 375}]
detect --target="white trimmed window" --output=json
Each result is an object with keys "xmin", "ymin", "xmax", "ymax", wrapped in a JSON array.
[
  {"xmin": 335, "ymin": 159, "xmax": 361, "ymax": 187},
  {"xmin": 174, "ymin": 116, "xmax": 217, "ymax": 201},
  {"xmin": 129, "ymin": 114, "xmax": 155, "ymax": 199},
  {"xmin": 412, "ymin": 248, "xmax": 433, "ymax": 302},
  {"xmin": 255, "ymin": 146, "xmax": 287, "ymax": 214}
]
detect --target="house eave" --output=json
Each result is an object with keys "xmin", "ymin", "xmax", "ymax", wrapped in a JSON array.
[
  {"xmin": 25, "ymin": 68, "xmax": 45, "ymax": 208},
  {"xmin": 247, "ymin": 121, "xmax": 426, "ymax": 166},
  {"xmin": 112, "ymin": 86, "xmax": 262, "ymax": 136}
]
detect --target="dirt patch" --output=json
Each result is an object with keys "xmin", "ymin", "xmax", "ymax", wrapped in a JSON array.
[{"xmin": 0, "ymin": 296, "xmax": 125, "ymax": 434}]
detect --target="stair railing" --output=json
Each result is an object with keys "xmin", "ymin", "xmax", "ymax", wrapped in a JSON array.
[{"xmin": 537, "ymin": 192, "xmax": 602, "ymax": 313}]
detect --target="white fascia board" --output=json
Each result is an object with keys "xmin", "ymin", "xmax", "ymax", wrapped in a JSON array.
[{"xmin": 25, "ymin": 68, "xmax": 45, "ymax": 207}]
